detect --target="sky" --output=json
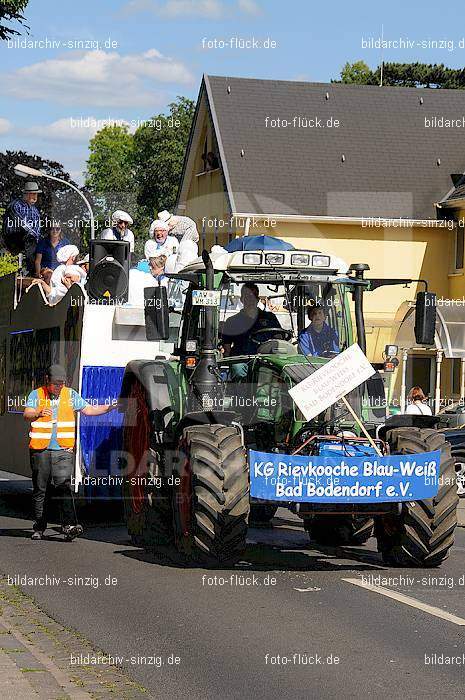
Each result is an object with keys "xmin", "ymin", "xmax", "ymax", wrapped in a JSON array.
[{"xmin": 1, "ymin": 0, "xmax": 464, "ymax": 183}]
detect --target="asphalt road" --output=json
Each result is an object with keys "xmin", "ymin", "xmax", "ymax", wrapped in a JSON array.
[{"xmin": 1, "ymin": 471, "xmax": 465, "ymax": 699}]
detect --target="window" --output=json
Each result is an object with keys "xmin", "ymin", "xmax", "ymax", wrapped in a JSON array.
[{"xmin": 198, "ymin": 135, "xmax": 208, "ymax": 174}]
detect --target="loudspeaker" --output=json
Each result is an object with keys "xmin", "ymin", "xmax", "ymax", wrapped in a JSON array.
[
  {"xmin": 144, "ymin": 286, "xmax": 170, "ymax": 340},
  {"xmin": 88, "ymin": 240, "xmax": 130, "ymax": 302},
  {"xmin": 414, "ymin": 291, "xmax": 436, "ymax": 345}
]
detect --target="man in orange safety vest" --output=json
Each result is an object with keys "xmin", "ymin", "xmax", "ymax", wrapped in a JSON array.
[{"xmin": 23, "ymin": 364, "xmax": 116, "ymax": 541}]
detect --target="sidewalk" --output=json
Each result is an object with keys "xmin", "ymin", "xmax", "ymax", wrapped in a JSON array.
[{"xmin": 0, "ymin": 577, "xmax": 151, "ymax": 699}]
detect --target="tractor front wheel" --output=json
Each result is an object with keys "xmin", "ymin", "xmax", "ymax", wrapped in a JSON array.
[{"xmin": 173, "ymin": 424, "xmax": 249, "ymax": 566}]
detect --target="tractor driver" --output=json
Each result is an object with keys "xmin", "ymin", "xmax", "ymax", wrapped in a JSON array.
[{"xmin": 221, "ymin": 282, "xmax": 283, "ymax": 357}]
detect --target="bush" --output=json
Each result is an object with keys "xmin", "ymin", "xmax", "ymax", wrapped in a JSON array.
[{"xmin": 0, "ymin": 251, "xmax": 19, "ymax": 277}]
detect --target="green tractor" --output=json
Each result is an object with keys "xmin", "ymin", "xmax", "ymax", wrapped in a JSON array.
[{"xmin": 120, "ymin": 246, "xmax": 458, "ymax": 567}]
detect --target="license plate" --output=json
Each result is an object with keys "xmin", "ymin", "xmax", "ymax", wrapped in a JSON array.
[{"xmin": 192, "ymin": 290, "xmax": 221, "ymax": 307}]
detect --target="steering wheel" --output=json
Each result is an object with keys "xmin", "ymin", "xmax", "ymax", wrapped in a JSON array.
[{"xmin": 249, "ymin": 327, "xmax": 292, "ymax": 346}]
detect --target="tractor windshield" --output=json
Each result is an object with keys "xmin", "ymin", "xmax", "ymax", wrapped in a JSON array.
[{"xmin": 218, "ymin": 278, "xmax": 350, "ymax": 358}]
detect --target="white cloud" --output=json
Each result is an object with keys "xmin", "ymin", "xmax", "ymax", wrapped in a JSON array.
[
  {"xmin": 3, "ymin": 48, "xmax": 194, "ymax": 108},
  {"xmin": 237, "ymin": 0, "xmax": 261, "ymax": 15},
  {"xmin": 120, "ymin": 0, "xmax": 155, "ymax": 14},
  {"xmin": 0, "ymin": 118, "xmax": 12, "ymax": 135},
  {"xmin": 121, "ymin": 0, "xmax": 259, "ymax": 18},
  {"xmin": 23, "ymin": 117, "xmax": 111, "ymax": 143},
  {"xmin": 158, "ymin": 0, "xmax": 223, "ymax": 17}
]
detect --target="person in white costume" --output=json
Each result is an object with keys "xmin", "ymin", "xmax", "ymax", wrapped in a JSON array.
[
  {"xmin": 158, "ymin": 210, "xmax": 198, "ymax": 244},
  {"xmin": 101, "ymin": 210, "xmax": 135, "ymax": 253},
  {"xmin": 165, "ymin": 226, "xmax": 199, "ymax": 273},
  {"xmin": 146, "ymin": 219, "xmax": 178, "ymax": 258},
  {"xmin": 48, "ymin": 245, "xmax": 87, "ymax": 304}
]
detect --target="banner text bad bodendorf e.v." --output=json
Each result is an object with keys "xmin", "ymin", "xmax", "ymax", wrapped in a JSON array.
[{"xmin": 250, "ymin": 449, "xmax": 441, "ymax": 502}]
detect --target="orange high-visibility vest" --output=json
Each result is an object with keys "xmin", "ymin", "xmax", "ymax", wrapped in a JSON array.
[{"xmin": 29, "ymin": 386, "xmax": 76, "ymax": 450}]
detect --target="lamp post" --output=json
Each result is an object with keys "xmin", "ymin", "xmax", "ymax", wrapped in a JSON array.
[{"xmin": 14, "ymin": 163, "xmax": 95, "ymax": 240}]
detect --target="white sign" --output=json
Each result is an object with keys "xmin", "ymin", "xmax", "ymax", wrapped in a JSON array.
[
  {"xmin": 192, "ymin": 290, "xmax": 221, "ymax": 307},
  {"xmin": 288, "ymin": 343, "xmax": 376, "ymax": 421}
]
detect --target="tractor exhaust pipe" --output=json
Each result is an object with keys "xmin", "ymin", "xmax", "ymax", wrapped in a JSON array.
[
  {"xmin": 189, "ymin": 250, "xmax": 221, "ymax": 411},
  {"xmin": 349, "ymin": 263, "xmax": 369, "ymax": 355}
]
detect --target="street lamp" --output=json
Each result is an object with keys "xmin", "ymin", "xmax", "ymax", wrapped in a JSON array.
[{"xmin": 14, "ymin": 163, "xmax": 95, "ymax": 240}]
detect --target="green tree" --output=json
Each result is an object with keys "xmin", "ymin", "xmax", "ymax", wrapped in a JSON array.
[
  {"xmin": 0, "ymin": 0, "xmax": 29, "ymax": 40},
  {"xmin": 85, "ymin": 124, "xmax": 135, "ymax": 219},
  {"xmin": 339, "ymin": 61, "xmax": 376, "ymax": 85},
  {"xmin": 335, "ymin": 61, "xmax": 465, "ymax": 89},
  {"xmin": 133, "ymin": 96, "xmax": 195, "ymax": 218}
]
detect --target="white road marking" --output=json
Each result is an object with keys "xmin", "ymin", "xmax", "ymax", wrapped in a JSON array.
[
  {"xmin": 320, "ymin": 558, "xmax": 382, "ymax": 569},
  {"xmin": 342, "ymin": 577, "xmax": 465, "ymax": 626},
  {"xmin": 294, "ymin": 586, "xmax": 322, "ymax": 592}
]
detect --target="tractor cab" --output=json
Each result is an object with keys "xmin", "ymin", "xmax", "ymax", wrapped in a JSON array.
[{"xmin": 156, "ymin": 247, "xmax": 386, "ymax": 440}]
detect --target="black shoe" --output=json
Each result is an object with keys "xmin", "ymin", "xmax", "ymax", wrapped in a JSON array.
[
  {"xmin": 62, "ymin": 524, "xmax": 83, "ymax": 541},
  {"xmin": 31, "ymin": 531, "xmax": 43, "ymax": 540}
]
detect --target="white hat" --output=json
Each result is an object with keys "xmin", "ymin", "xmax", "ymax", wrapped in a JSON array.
[
  {"xmin": 112, "ymin": 209, "xmax": 133, "ymax": 225},
  {"xmin": 149, "ymin": 219, "xmax": 169, "ymax": 237},
  {"xmin": 57, "ymin": 245, "xmax": 79, "ymax": 263},
  {"xmin": 77, "ymin": 254, "xmax": 89, "ymax": 265},
  {"xmin": 158, "ymin": 210, "xmax": 172, "ymax": 223}
]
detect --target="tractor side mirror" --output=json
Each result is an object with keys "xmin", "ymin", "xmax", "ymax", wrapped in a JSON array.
[
  {"xmin": 144, "ymin": 286, "xmax": 170, "ymax": 341},
  {"xmin": 414, "ymin": 291, "xmax": 436, "ymax": 345}
]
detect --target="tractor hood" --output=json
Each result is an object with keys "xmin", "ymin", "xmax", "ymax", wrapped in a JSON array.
[{"xmin": 258, "ymin": 354, "xmax": 329, "ymax": 385}]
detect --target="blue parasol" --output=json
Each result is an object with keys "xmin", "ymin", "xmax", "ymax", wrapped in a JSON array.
[{"xmin": 224, "ymin": 235, "xmax": 295, "ymax": 252}]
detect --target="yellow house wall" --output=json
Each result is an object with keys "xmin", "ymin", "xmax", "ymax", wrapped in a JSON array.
[{"xmin": 185, "ymin": 169, "xmax": 230, "ymax": 239}]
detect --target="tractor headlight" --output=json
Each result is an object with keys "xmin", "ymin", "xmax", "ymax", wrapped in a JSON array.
[
  {"xmin": 265, "ymin": 253, "xmax": 285, "ymax": 266},
  {"xmin": 311, "ymin": 255, "xmax": 331, "ymax": 267},
  {"xmin": 243, "ymin": 253, "xmax": 262, "ymax": 265},
  {"xmin": 291, "ymin": 254, "xmax": 310, "ymax": 266}
]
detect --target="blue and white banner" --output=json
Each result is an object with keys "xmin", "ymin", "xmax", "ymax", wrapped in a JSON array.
[{"xmin": 249, "ymin": 449, "xmax": 441, "ymax": 503}]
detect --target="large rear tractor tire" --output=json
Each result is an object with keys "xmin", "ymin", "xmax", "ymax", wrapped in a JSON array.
[
  {"xmin": 375, "ymin": 428, "xmax": 458, "ymax": 567},
  {"xmin": 305, "ymin": 515, "xmax": 374, "ymax": 546},
  {"xmin": 122, "ymin": 380, "xmax": 173, "ymax": 547},
  {"xmin": 173, "ymin": 424, "xmax": 249, "ymax": 566}
]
